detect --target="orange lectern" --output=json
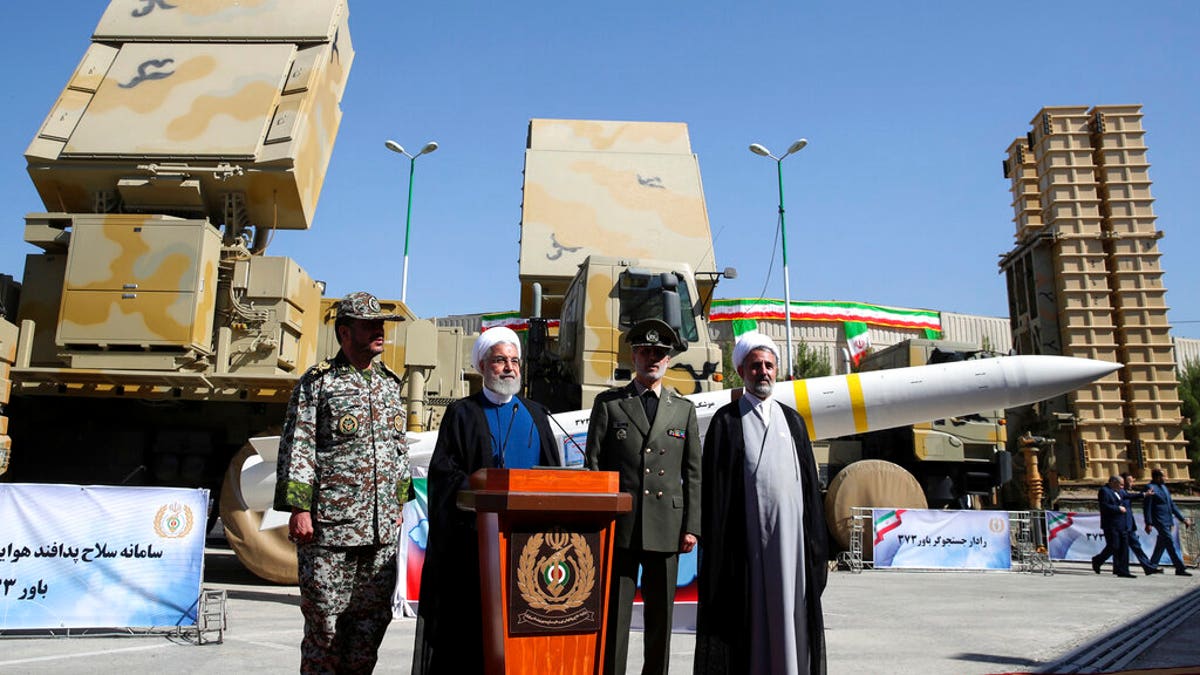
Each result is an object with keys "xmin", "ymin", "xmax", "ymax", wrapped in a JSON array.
[{"xmin": 457, "ymin": 468, "xmax": 632, "ymax": 675}]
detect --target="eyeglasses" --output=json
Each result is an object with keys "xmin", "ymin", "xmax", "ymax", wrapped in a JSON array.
[{"xmin": 488, "ymin": 356, "xmax": 521, "ymax": 367}]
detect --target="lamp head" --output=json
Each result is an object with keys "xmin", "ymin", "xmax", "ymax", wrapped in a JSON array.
[
  {"xmin": 748, "ymin": 143, "xmax": 772, "ymax": 158},
  {"xmin": 783, "ymin": 138, "xmax": 808, "ymax": 157},
  {"xmin": 384, "ymin": 140, "xmax": 408, "ymax": 157},
  {"xmin": 417, "ymin": 141, "xmax": 439, "ymax": 157}
]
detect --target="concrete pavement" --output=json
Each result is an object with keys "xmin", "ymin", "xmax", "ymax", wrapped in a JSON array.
[{"xmin": 0, "ymin": 546, "xmax": 1197, "ymax": 674}]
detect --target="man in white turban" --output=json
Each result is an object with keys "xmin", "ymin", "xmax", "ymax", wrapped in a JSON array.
[
  {"xmin": 695, "ymin": 332, "xmax": 828, "ymax": 675},
  {"xmin": 413, "ymin": 327, "xmax": 564, "ymax": 674}
]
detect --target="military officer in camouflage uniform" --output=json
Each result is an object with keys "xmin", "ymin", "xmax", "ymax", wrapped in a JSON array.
[
  {"xmin": 586, "ymin": 319, "xmax": 701, "ymax": 675},
  {"xmin": 275, "ymin": 291, "xmax": 412, "ymax": 674}
]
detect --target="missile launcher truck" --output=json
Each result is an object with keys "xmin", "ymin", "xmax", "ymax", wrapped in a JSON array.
[
  {"xmin": 0, "ymin": 0, "xmax": 473, "ymax": 583},
  {"xmin": 517, "ymin": 119, "xmax": 730, "ymax": 413},
  {"xmin": 820, "ymin": 339, "xmax": 1012, "ymax": 550}
]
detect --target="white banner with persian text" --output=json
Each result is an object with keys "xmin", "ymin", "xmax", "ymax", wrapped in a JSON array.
[
  {"xmin": 872, "ymin": 508, "xmax": 1012, "ymax": 570},
  {"xmin": 0, "ymin": 484, "xmax": 207, "ymax": 629}
]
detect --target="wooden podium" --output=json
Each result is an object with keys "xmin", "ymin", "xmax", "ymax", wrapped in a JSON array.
[{"xmin": 458, "ymin": 468, "xmax": 632, "ymax": 675}]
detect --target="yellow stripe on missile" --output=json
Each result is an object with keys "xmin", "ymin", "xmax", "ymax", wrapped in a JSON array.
[
  {"xmin": 847, "ymin": 373, "xmax": 869, "ymax": 433},
  {"xmin": 791, "ymin": 379, "xmax": 816, "ymax": 441}
]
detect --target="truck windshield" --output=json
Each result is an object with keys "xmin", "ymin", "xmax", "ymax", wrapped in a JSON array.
[{"xmin": 617, "ymin": 270, "xmax": 699, "ymax": 343}]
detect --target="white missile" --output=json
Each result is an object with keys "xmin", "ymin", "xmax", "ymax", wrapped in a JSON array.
[{"xmin": 240, "ymin": 354, "xmax": 1119, "ymax": 526}]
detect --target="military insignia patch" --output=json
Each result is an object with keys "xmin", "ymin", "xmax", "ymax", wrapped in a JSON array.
[
  {"xmin": 394, "ymin": 414, "xmax": 404, "ymax": 432},
  {"xmin": 616, "ymin": 429, "xmax": 627, "ymax": 441},
  {"xmin": 668, "ymin": 429, "xmax": 685, "ymax": 439},
  {"xmin": 338, "ymin": 414, "xmax": 358, "ymax": 435}
]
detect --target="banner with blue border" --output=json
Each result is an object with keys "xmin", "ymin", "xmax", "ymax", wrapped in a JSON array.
[
  {"xmin": 872, "ymin": 508, "xmax": 1011, "ymax": 570},
  {"xmin": 0, "ymin": 484, "xmax": 208, "ymax": 629}
]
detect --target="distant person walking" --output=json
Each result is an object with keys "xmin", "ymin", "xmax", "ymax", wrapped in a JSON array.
[
  {"xmin": 1091, "ymin": 472, "xmax": 1160, "ymax": 575},
  {"xmin": 1092, "ymin": 476, "xmax": 1134, "ymax": 578},
  {"xmin": 274, "ymin": 292, "xmax": 412, "ymax": 673},
  {"xmin": 1143, "ymin": 468, "xmax": 1194, "ymax": 577}
]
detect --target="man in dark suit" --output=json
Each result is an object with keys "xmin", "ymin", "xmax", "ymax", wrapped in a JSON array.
[
  {"xmin": 1143, "ymin": 467, "xmax": 1194, "ymax": 577},
  {"xmin": 1092, "ymin": 475, "xmax": 1135, "ymax": 577},
  {"xmin": 586, "ymin": 318, "xmax": 701, "ymax": 675},
  {"xmin": 1091, "ymin": 472, "xmax": 1161, "ymax": 575}
]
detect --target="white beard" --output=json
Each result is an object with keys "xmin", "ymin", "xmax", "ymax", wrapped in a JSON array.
[
  {"xmin": 749, "ymin": 379, "xmax": 773, "ymax": 398},
  {"xmin": 485, "ymin": 373, "xmax": 522, "ymax": 397}
]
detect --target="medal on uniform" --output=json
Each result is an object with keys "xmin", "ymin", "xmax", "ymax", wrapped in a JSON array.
[
  {"xmin": 394, "ymin": 414, "xmax": 404, "ymax": 432},
  {"xmin": 616, "ymin": 429, "xmax": 627, "ymax": 440},
  {"xmin": 338, "ymin": 414, "xmax": 358, "ymax": 435}
]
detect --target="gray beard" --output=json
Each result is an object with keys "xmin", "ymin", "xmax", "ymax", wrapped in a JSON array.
[
  {"xmin": 485, "ymin": 373, "xmax": 522, "ymax": 397},
  {"xmin": 749, "ymin": 379, "xmax": 773, "ymax": 398}
]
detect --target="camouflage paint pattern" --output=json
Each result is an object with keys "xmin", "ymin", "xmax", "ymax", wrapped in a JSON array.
[
  {"xmin": 26, "ymin": 0, "xmax": 352, "ymax": 230},
  {"xmin": 56, "ymin": 214, "xmax": 219, "ymax": 351},
  {"xmin": 567, "ymin": 256, "xmax": 722, "ymax": 410},
  {"xmin": 95, "ymin": 0, "xmax": 345, "ymax": 42},
  {"xmin": 297, "ymin": 540, "xmax": 396, "ymax": 674},
  {"xmin": 518, "ymin": 119, "xmax": 719, "ymax": 318},
  {"xmin": 273, "ymin": 351, "xmax": 411, "ymax": 547}
]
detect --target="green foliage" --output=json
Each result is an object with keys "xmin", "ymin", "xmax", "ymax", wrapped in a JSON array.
[
  {"xmin": 721, "ymin": 338, "xmax": 832, "ymax": 385},
  {"xmin": 1180, "ymin": 360, "xmax": 1200, "ymax": 479},
  {"xmin": 794, "ymin": 340, "xmax": 832, "ymax": 379}
]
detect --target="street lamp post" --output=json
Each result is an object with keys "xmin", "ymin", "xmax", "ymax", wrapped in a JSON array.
[
  {"xmin": 749, "ymin": 138, "xmax": 808, "ymax": 380},
  {"xmin": 384, "ymin": 139, "xmax": 439, "ymax": 305}
]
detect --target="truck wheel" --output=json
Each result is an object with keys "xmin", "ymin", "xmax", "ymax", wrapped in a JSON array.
[
  {"xmin": 824, "ymin": 459, "xmax": 928, "ymax": 552},
  {"xmin": 220, "ymin": 441, "xmax": 298, "ymax": 584}
]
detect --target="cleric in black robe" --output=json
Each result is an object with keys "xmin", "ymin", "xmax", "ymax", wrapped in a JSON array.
[
  {"xmin": 694, "ymin": 333, "xmax": 829, "ymax": 675},
  {"xmin": 412, "ymin": 328, "xmax": 563, "ymax": 674}
]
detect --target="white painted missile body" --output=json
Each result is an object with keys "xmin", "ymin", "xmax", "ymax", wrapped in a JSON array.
[{"xmin": 243, "ymin": 354, "xmax": 1119, "ymax": 528}]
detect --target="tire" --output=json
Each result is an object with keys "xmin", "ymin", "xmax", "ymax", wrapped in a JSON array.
[{"xmin": 219, "ymin": 440, "xmax": 299, "ymax": 584}]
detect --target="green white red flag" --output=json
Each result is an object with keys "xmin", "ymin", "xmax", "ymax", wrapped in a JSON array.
[
  {"xmin": 709, "ymin": 299, "xmax": 941, "ymax": 333},
  {"xmin": 845, "ymin": 321, "xmax": 871, "ymax": 367},
  {"xmin": 874, "ymin": 509, "xmax": 906, "ymax": 545},
  {"xmin": 480, "ymin": 311, "xmax": 559, "ymax": 333}
]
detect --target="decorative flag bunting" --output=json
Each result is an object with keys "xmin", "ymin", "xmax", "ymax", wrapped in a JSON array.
[
  {"xmin": 731, "ymin": 318, "xmax": 758, "ymax": 337},
  {"xmin": 874, "ymin": 508, "xmax": 905, "ymax": 545},
  {"xmin": 480, "ymin": 311, "xmax": 560, "ymax": 333},
  {"xmin": 709, "ymin": 299, "xmax": 942, "ymax": 333},
  {"xmin": 845, "ymin": 321, "xmax": 871, "ymax": 367}
]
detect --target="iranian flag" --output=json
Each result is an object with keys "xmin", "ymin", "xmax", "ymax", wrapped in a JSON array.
[
  {"xmin": 845, "ymin": 321, "xmax": 871, "ymax": 367},
  {"xmin": 480, "ymin": 311, "xmax": 559, "ymax": 333},
  {"xmin": 874, "ymin": 509, "xmax": 906, "ymax": 545}
]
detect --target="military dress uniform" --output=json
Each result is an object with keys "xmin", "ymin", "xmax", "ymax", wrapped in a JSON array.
[
  {"xmin": 275, "ymin": 293, "xmax": 411, "ymax": 674},
  {"xmin": 586, "ymin": 320, "xmax": 701, "ymax": 675}
]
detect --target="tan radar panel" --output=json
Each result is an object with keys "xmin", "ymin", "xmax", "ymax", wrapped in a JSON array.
[
  {"xmin": 26, "ymin": 0, "xmax": 353, "ymax": 230},
  {"xmin": 518, "ymin": 119, "xmax": 718, "ymax": 316},
  {"xmin": 93, "ymin": 0, "xmax": 345, "ymax": 42}
]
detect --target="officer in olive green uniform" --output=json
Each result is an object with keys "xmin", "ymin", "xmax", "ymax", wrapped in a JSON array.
[
  {"xmin": 586, "ymin": 319, "xmax": 701, "ymax": 675},
  {"xmin": 275, "ymin": 291, "xmax": 412, "ymax": 674}
]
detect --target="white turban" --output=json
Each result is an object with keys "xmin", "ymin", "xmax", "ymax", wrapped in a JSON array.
[
  {"xmin": 733, "ymin": 332, "xmax": 780, "ymax": 369},
  {"xmin": 472, "ymin": 327, "xmax": 522, "ymax": 372}
]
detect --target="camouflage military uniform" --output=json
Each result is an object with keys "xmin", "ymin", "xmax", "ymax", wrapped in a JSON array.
[{"xmin": 275, "ymin": 294, "xmax": 411, "ymax": 674}]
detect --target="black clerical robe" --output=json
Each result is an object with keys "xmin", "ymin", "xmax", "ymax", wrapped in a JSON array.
[
  {"xmin": 694, "ymin": 398, "xmax": 828, "ymax": 675},
  {"xmin": 412, "ymin": 392, "xmax": 560, "ymax": 674}
]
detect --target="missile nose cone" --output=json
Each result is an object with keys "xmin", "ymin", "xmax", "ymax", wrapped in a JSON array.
[{"xmin": 1001, "ymin": 356, "xmax": 1121, "ymax": 404}]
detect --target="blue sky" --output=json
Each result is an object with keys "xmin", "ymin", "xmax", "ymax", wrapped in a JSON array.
[{"xmin": 3, "ymin": 2, "xmax": 1199, "ymax": 337}]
